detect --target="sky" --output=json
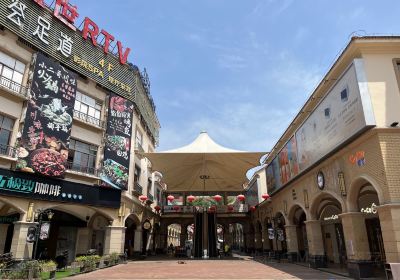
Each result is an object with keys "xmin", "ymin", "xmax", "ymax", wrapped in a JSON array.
[{"xmin": 72, "ymin": 0, "xmax": 400, "ymax": 152}]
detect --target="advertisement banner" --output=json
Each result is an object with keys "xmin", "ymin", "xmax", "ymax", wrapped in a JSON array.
[
  {"xmin": 245, "ymin": 181, "xmax": 259, "ymax": 207},
  {"xmin": 101, "ymin": 93, "xmax": 133, "ymax": 189},
  {"xmin": 266, "ymin": 157, "xmax": 281, "ymax": 192},
  {"xmin": 295, "ymin": 62, "xmax": 371, "ymax": 172},
  {"xmin": 16, "ymin": 53, "xmax": 77, "ymax": 177},
  {"xmin": 39, "ymin": 222, "xmax": 51, "ymax": 240},
  {"xmin": 278, "ymin": 136, "xmax": 299, "ymax": 185}
]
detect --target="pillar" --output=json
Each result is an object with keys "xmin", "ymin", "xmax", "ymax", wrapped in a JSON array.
[
  {"xmin": 180, "ymin": 233, "xmax": 186, "ymax": 247},
  {"xmin": 261, "ymin": 227, "xmax": 270, "ymax": 251},
  {"xmin": 246, "ymin": 232, "xmax": 255, "ymax": 253},
  {"xmin": 10, "ymin": 222, "xmax": 35, "ymax": 260},
  {"xmin": 0, "ymin": 224, "xmax": 9, "ymax": 254},
  {"xmin": 305, "ymin": 220, "xmax": 326, "ymax": 268},
  {"xmin": 75, "ymin": 228, "xmax": 90, "ymax": 255},
  {"xmin": 340, "ymin": 212, "xmax": 372, "ymax": 279},
  {"xmin": 133, "ymin": 228, "xmax": 143, "ymax": 255},
  {"xmin": 378, "ymin": 204, "xmax": 400, "ymax": 263},
  {"xmin": 103, "ymin": 226, "xmax": 125, "ymax": 255},
  {"xmin": 285, "ymin": 225, "xmax": 299, "ymax": 262},
  {"xmin": 255, "ymin": 231, "xmax": 262, "ymax": 251}
]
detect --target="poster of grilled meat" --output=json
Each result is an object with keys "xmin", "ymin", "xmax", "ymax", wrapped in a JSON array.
[
  {"xmin": 101, "ymin": 93, "xmax": 133, "ymax": 189},
  {"xmin": 16, "ymin": 53, "xmax": 77, "ymax": 178}
]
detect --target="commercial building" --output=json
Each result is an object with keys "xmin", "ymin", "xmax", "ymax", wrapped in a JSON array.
[
  {"xmin": 0, "ymin": 0, "xmax": 161, "ymax": 261},
  {"xmin": 250, "ymin": 36, "xmax": 400, "ymax": 279}
]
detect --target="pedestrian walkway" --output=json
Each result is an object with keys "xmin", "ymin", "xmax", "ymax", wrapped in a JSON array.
[{"xmin": 69, "ymin": 255, "xmax": 351, "ymax": 280}]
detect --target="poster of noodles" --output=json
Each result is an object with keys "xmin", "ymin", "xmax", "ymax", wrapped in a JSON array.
[
  {"xmin": 101, "ymin": 93, "xmax": 133, "ymax": 189},
  {"xmin": 278, "ymin": 136, "xmax": 299, "ymax": 185},
  {"xmin": 16, "ymin": 53, "xmax": 77, "ymax": 177}
]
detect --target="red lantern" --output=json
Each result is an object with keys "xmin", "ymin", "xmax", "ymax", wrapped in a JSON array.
[
  {"xmin": 237, "ymin": 194, "xmax": 245, "ymax": 202},
  {"xmin": 154, "ymin": 205, "xmax": 161, "ymax": 212},
  {"xmin": 227, "ymin": 205, "xmax": 234, "ymax": 212},
  {"xmin": 167, "ymin": 195, "xmax": 175, "ymax": 202},
  {"xmin": 139, "ymin": 195, "xmax": 148, "ymax": 202},
  {"xmin": 209, "ymin": 205, "xmax": 216, "ymax": 212},
  {"xmin": 262, "ymin": 194, "xmax": 270, "ymax": 200},
  {"xmin": 249, "ymin": 206, "xmax": 256, "ymax": 212},
  {"xmin": 173, "ymin": 205, "xmax": 180, "ymax": 211},
  {"xmin": 213, "ymin": 194, "xmax": 222, "ymax": 202},
  {"xmin": 187, "ymin": 195, "xmax": 196, "ymax": 203}
]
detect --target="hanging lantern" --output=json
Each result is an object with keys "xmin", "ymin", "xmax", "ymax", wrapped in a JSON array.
[
  {"xmin": 213, "ymin": 194, "xmax": 222, "ymax": 202},
  {"xmin": 249, "ymin": 206, "xmax": 256, "ymax": 212},
  {"xmin": 237, "ymin": 194, "xmax": 245, "ymax": 202},
  {"xmin": 139, "ymin": 195, "xmax": 148, "ymax": 202},
  {"xmin": 154, "ymin": 205, "xmax": 161, "ymax": 212},
  {"xmin": 167, "ymin": 195, "xmax": 175, "ymax": 202},
  {"xmin": 187, "ymin": 195, "xmax": 196, "ymax": 203},
  {"xmin": 262, "ymin": 194, "xmax": 270, "ymax": 200},
  {"xmin": 227, "ymin": 205, "xmax": 234, "ymax": 212},
  {"xmin": 173, "ymin": 205, "xmax": 180, "ymax": 211}
]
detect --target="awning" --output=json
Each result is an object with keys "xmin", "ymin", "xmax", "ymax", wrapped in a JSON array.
[{"xmin": 142, "ymin": 132, "xmax": 267, "ymax": 192}]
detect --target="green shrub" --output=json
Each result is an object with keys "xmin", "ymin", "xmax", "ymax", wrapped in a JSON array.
[{"xmin": 75, "ymin": 255, "xmax": 101, "ymax": 272}]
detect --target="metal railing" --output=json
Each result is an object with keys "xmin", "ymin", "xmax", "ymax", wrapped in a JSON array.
[
  {"xmin": 73, "ymin": 110, "xmax": 105, "ymax": 128},
  {"xmin": 132, "ymin": 182, "xmax": 143, "ymax": 196},
  {"xmin": 65, "ymin": 161, "xmax": 101, "ymax": 176},
  {"xmin": 0, "ymin": 144, "xmax": 16, "ymax": 158},
  {"xmin": 0, "ymin": 76, "xmax": 28, "ymax": 98}
]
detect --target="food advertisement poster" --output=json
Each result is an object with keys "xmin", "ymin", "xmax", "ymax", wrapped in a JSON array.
[
  {"xmin": 16, "ymin": 52, "xmax": 77, "ymax": 177},
  {"xmin": 295, "ymin": 62, "xmax": 372, "ymax": 172},
  {"xmin": 101, "ymin": 93, "xmax": 133, "ymax": 190}
]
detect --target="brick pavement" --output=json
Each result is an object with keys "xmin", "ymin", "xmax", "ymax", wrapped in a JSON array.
[{"xmin": 69, "ymin": 258, "xmax": 350, "ymax": 280}]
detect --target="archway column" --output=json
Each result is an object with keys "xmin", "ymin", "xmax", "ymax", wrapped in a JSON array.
[
  {"xmin": 378, "ymin": 204, "xmax": 400, "ymax": 263},
  {"xmin": 104, "ymin": 226, "xmax": 125, "ymax": 255},
  {"xmin": 261, "ymin": 227, "xmax": 270, "ymax": 250},
  {"xmin": 304, "ymin": 220, "xmax": 326, "ymax": 268},
  {"xmin": 0, "ymin": 224, "xmax": 9, "ymax": 254},
  {"xmin": 340, "ymin": 212, "xmax": 372, "ymax": 279},
  {"xmin": 254, "ymin": 231, "xmax": 262, "ymax": 251},
  {"xmin": 180, "ymin": 233, "xmax": 186, "ymax": 247},
  {"xmin": 10, "ymin": 221, "xmax": 36, "ymax": 259},
  {"xmin": 285, "ymin": 225, "xmax": 298, "ymax": 262},
  {"xmin": 133, "ymin": 227, "xmax": 143, "ymax": 255}
]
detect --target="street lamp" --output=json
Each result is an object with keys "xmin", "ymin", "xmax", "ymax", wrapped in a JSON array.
[{"xmin": 32, "ymin": 209, "xmax": 54, "ymax": 260}]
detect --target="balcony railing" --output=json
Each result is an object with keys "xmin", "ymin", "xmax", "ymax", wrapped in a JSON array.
[
  {"xmin": 0, "ymin": 144, "xmax": 16, "ymax": 158},
  {"xmin": 132, "ymin": 182, "xmax": 143, "ymax": 196},
  {"xmin": 65, "ymin": 161, "xmax": 101, "ymax": 176},
  {"xmin": 0, "ymin": 76, "xmax": 28, "ymax": 98},
  {"xmin": 73, "ymin": 110, "xmax": 105, "ymax": 128}
]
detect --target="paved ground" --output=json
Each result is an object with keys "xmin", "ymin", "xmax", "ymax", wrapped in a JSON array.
[{"xmin": 70, "ymin": 255, "xmax": 350, "ymax": 280}]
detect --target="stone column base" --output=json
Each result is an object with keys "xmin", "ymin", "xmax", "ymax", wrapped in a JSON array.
[
  {"xmin": 287, "ymin": 252, "xmax": 298, "ymax": 263},
  {"xmin": 347, "ymin": 260, "xmax": 374, "ymax": 280},
  {"xmin": 308, "ymin": 254, "xmax": 327, "ymax": 268}
]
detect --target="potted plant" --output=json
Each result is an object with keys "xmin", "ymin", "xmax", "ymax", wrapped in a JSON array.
[
  {"xmin": 110, "ymin": 252, "xmax": 120, "ymax": 265},
  {"xmin": 40, "ymin": 260, "xmax": 57, "ymax": 279},
  {"xmin": 102, "ymin": 255, "xmax": 111, "ymax": 267}
]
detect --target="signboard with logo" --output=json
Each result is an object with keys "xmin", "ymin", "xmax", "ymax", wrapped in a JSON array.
[
  {"xmin": 101, "ymin": 93, "xmax": 133, "ymax": 189},
  {"xmin": 266, "ymin": 60, "xmax": 375, "ymax": 193},
  {"xmin": 0, "ymin": 0, "xmax": 158, "ymax": 143},
  {"xmin": 16, "ymin": 52, "xmax": 77, "ymax": 178},
  {"xmin": 0, "ymin": 168, "xmax": 120, "ymax": 208}
]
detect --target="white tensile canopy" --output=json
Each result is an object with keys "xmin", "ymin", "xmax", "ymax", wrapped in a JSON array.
[{"xmin": 142, "ymin": 132, "xmax": 266, "ymax": 192}]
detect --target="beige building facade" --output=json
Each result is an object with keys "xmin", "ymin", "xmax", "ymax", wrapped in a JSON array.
[
  {"xmin": 0, "ymin": 0, "xmax": 162, "ymax": 262},
  {"xmin": 250, "ymin": 37, "xmax": 400, "ymax": 279}
]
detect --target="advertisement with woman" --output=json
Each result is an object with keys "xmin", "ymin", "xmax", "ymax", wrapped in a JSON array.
[{"xmin": 16, "ymin": 52, "xmax": 77, "ymax": 178}]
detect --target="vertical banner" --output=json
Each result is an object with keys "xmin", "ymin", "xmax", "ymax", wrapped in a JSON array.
[
  {"xmin": 16, "ymin": 53, "xmax": 77, "ymax": 177},
  {"xmin": 101, "ymin": 93, "xmax": 133, "ymax": 189}
]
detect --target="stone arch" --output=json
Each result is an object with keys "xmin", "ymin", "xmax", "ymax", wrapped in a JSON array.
[
  {"xmin": 124, "ymin": 213, "xmax": 141, "ymax": 225},
  {"xmin": 287, "ymin": 203, "xmax": 309, "ymax": 225},
  {"xmin": 0, "ymin": 197, "xmax": 26, "ymax": 218},
  {"xmin": 347, "ymin": 174, "xmax": 384, "ymax": 212},
  {"xmin": 309, "ymin": 191, "xmax": 345, "ymax": 220},
  {"xmin": 43, "ymin": 203, "xmax": 114, "ymax": 222},
  {"xmin": 274, "ymin": 210, "xmax": 289, "ymax": 225}
]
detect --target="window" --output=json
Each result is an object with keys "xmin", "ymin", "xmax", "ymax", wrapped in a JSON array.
[
  {"xmin": 74, "ymin": 91, "xmax": 102, "ymax": 126},
  {"xmin": 68, "ymin": 139, "xmax": 98, "ymax": 174},
  {"xmin": 134, "ymin": 165, "xmax": 141, "ymax": 184},
  {"xmin": 135, "ymin": 129, "xmax": 143, "ymax": 149},
  {"xmin": 0, "ymin": 114, "xmax": 14, "ymax": 156},
  {"xmin": 0, "ymin": 51, "xmax": 25, "ymax": 93}
]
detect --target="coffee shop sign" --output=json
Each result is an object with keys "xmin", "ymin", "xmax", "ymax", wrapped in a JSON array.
[
  {"xmin": 7, "ymin": 0, "xmax": 131, "ymax": 64},
  {"xmin": 361, "ymin": 203, "xmax": 377, "ymax": 214}
]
